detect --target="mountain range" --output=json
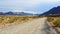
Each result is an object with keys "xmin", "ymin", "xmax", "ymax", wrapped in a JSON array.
[
  {"xmin": 0, "ymin": 11, "xmax": 39, "ymax": 16},
  {"xmin": 39, "ymin": 6, "xmax": 60, "ymax": 16},
  {"xmin": 1, "ymin": 6, "xmax": 60, "ymax": 16}
]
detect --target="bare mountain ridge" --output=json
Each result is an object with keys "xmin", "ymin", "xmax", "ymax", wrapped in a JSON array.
[
  {"xmin": 0, "ymin": 11, "xmax": 39, "ymax": 16},
  {"xmin": 40, "ymin": 6, "xmax": 60, "ymax": 16}
]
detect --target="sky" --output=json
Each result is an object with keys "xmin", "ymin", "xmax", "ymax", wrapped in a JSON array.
[{"xmin": 0, "ymin": 0, "xmax": 60, "ymax": 14}]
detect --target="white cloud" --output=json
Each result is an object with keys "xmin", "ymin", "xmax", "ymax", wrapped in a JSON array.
[
  {"xmin": 8, "ymin": 0, "xmax": 60, "ymax": 6},
  {"xmin": 0, "ymin": 0, "xmax": 60, "ymax": 7},
  {"xmin": 47, "ymin": 0, "xmax": 60, "ymax": 2}
]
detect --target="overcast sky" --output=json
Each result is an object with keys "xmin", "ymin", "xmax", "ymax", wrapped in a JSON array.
[{"xmin": 0, "ymin": 0, "xmax": 60, "ymax": 14}]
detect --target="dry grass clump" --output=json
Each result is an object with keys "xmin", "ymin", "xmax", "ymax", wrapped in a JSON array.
[
  {"xmin": 47, "ymin": 17, "xmax": 54, "ymax": 22},
  {"xmin": 53, "ymin": 18, "xmax": 60, "ymax": 27},
  {"xmin": 47, "ymin": 17, "xmax": 60, "ymax": 27},
  {"xmin": 47, "ymin": 17, "xmax": 60, "ymax": 33},
  {"xmin": 0, "ymin": 16, "xmax": 39, "ymax": 28}
]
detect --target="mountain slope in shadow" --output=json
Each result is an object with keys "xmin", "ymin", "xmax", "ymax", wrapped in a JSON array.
[{"xmin": 40, "ymin": 6, "xmax": 60, "ymax": 16}]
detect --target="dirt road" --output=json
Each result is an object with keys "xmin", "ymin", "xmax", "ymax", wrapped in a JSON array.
[{"xmin": 0, "ymin": 18, "xmax": 57, "ymax": 34}]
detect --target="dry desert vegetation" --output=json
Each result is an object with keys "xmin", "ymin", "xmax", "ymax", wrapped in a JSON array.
[
  {"xmin": 47, "ymin": 17, "xmax": 60, "ymax": 33},
  {"xmin": 0, "ymin": 16, "xmax": 39, "ymax": 28}
]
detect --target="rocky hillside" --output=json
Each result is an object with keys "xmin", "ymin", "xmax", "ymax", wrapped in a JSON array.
[{"xmin": 40, "ymin": 6, "xmax": 60, "ymax": 16}]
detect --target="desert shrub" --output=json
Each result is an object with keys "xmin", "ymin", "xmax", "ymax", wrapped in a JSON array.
[
  {"xmin": 0, "ymin": 16, "xmax": 38, "ymax": 24},
  {"xmin": 47, "ymin": 17, "xmax": 60, "ymax": 27},
  {"xmin": 0, "ymin": 16, "xmax": 5, "ymax": 23},
  {"xmin": 53, "ymin": 18, "xmax": 60, "ymax": 27},
  {"xmin": 47, "ymin": 17, "xmax": 54, "ymax": 22}
]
